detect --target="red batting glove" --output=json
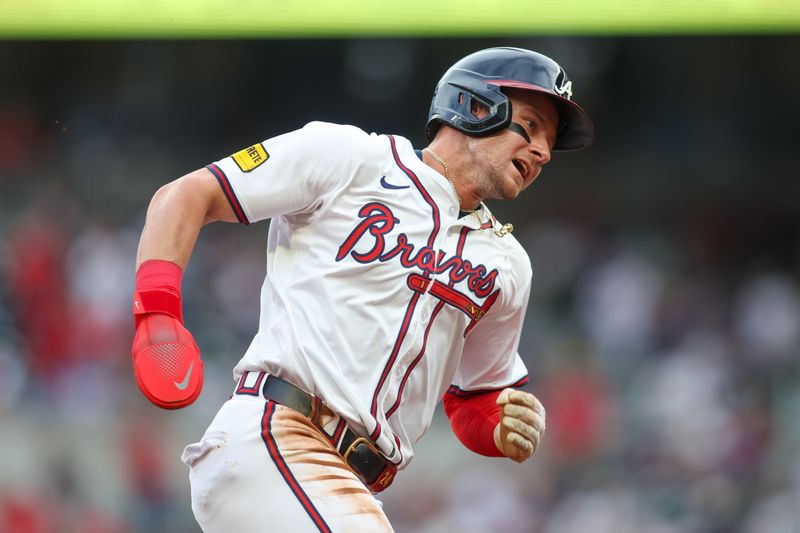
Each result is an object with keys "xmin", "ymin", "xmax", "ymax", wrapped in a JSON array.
[{"xmin": 131, "ymin": 260, "xmax": 203, "ymax": 409}]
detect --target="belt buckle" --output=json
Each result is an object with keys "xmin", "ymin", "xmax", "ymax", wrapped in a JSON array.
[{"xmin": 341, "ymin": 437, "xmax": 397, "ymax": 493}]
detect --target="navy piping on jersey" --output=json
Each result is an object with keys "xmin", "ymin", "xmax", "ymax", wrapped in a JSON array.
[
  {"xmin": 384, "ymin": 300, "xmax": 446, "ymax": 420},
  {"xmin": 368, "ymin": 136, "xmax": 442, "ymax": 448},
  {"xmin": 207, "ymin": 163, "xmax": 250, "ymax": 225},
  {"xmin": 389, "ymin": 136, "xmax": 440, "ymax": 255},
  {"xmin": 385, "ymin": 226, "xmax": 471, "ymax": 419},
  {"xmin": 369, "ymin": 290, "xmax": 422, "ymax": 446},
  {"xmin": 446, "ymin": 375, "xmax": 530, "ymax": 397},
  {"xmin": 261, "ymin": 402, "xmax": 332, "ymax": 533}
]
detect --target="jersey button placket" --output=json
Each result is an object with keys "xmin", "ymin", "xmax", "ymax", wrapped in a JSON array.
[{"xmin": 420, "ymin": 297, "xmax": 435, "ymax": 322}]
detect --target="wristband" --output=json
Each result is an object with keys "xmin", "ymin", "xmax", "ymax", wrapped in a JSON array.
[
  {"xmin": 133, "ymin": 260, "xmax": 184, "ymax": 328},
  {"xmin": 443, "ymin": 390, "xmax": 503, "ymax": 457}
]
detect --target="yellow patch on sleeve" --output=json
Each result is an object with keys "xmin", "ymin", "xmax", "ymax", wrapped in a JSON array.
[{"xmin": 231, "ymin": 143, "xmax": 269, "ymax": 172}]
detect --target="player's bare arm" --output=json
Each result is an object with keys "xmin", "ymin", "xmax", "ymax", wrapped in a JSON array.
[
  {"xmin": 132, "ymin": 167, "xmax": 235, "ymax": 410},
  {"xmin": 136, "ymin": 167, "xmax": 237, "ymax": 269}
]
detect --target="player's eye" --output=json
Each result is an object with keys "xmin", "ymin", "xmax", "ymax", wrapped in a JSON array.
[{"xmin": 524, "ymin": 118, "xmax": 555, "ymax": 149}]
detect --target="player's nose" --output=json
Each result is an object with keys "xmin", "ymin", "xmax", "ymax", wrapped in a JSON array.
[{"xmin": 530, "ymin": 142, "xmax": 551, "ymax": 166}]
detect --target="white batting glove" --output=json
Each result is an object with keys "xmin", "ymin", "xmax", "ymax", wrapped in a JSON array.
[{"xmin": 493, "ymin": 388, "xmax": 546, "ymax": 463}]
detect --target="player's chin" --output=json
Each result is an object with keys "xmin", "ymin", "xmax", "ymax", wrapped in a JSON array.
[
  {"xmin": 501, "ymin": 171, "xmax": 532, "ymax": 199},
  {"xmin": 498, "ymin": 181, "xmax": 524, "ymax": 201}
]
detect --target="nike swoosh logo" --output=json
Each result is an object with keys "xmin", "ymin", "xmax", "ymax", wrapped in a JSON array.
[
  {"xmin": 174, "ymin": 361, "xmax": 194, "ymax": 390},
  {"xmin": 380, "ymin": 175, "xmax": 409, "ymax": 190}
]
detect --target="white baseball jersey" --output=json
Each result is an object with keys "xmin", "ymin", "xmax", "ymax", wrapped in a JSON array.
[{"xmin": 207, "ymin": 121, "xmax": 530, "ymax": 470}]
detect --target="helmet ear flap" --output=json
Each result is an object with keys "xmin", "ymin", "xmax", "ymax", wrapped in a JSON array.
[{"xmin": 426, "ymin": 75, "xmax": 511, "ymax": 141}]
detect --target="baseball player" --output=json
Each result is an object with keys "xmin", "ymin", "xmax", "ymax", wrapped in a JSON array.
[{"xmin": 131, "ymin": 47, "xmax": 593, "ymax": 532}]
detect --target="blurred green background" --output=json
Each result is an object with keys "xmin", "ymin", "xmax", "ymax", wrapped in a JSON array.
[
  {"xmin": 3, "ymin": 0, "xmax": 800, "ymax": 36},
  {"xmin": 1, "ymin": 8, "xmax": 800, "ymax": 533}
]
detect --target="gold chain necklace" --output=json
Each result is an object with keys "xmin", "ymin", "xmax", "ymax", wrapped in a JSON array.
[{"xmin": 423, "ymin": 148, "xmax": 513, "ymax": 238}]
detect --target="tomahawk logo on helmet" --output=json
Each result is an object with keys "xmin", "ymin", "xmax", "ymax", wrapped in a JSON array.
[
  {"xmin": 553, "ymin": 68, "xmax": 573, "ymax": 100},
  {"xmin": 426, "ymin": 47, "xmax": 594, "ymax": 151}
]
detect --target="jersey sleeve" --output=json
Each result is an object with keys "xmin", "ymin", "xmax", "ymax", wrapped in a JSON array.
[
  {"xmin": 448, "ymin": 250, "xmax": 532, "ymax": 396},
  {"xmin": 207, "ymin": 121, "xmax": 364, "ymax": 224}
]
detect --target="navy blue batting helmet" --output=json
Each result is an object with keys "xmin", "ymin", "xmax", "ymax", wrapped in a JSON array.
[{"xmin": 426, "ymin": 47, "xmax": 594, "ymax": 151}]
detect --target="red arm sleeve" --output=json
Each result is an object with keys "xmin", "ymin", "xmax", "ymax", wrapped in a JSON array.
[{"xmin": 443, "ymin": 390, "xmax": 503, "ymax": 457}]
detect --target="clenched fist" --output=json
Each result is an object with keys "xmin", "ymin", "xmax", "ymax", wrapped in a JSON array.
[{"xmin": 493, "ymin": 388, "xmax": 546, "ymax": 462}]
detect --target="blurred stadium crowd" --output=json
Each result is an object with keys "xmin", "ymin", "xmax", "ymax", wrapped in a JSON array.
[{"xmin": 1, "ymin": 37, "xmax": 799, "ymax": 532}]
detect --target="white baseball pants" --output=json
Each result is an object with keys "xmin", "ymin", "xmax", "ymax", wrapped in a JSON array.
[{"xmin": 181, "ymin": 394, "xmax": 394, "ymax": 532}]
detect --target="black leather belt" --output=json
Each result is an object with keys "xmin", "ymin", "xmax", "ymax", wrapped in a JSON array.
[{"xmin": 236, "ymin": 372, "xmax": 397, "ymax": 493}]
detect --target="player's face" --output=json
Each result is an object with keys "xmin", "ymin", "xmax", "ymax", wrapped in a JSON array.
[{"xmin": 463, "ymin": 90, "xmax": 559, "ymax": 201}]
